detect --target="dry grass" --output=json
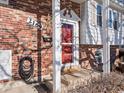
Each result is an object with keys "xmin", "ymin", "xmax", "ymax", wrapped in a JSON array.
[{"xmin": 67, "ymin": 72, "xmax": 124, "ymax": 93}]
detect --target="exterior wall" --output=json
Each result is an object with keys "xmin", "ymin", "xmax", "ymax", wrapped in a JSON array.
[
  {"xmin": 85, "ymin": 0, "xmax": 103, "ymax": 44},
  {"xmin": 0, "ymin": 1, "xmax": 53, "ymax": 81},
  {"xmin": 79, "ymin": 0, "xmax": 124, "ymax": 72},
  {"xmin": 0, "ymin": 0, "xmax": 80, "ymax": 82},
  {"xmin": 108, "ymin": 8, "xmax": 124, "ymax": 45},
  {"xmin": 80, "ymin": 0, "xmax": 124, "ymax": 45}
]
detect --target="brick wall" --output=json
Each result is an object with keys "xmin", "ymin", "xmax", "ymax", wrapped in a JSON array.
[
  {"xmin": 0, "ymin": 0, "xmax": 80, "ymax": 81},
  {"xmin": 0, "ymin": 5, "xmax": 53, "ymax": 80}
]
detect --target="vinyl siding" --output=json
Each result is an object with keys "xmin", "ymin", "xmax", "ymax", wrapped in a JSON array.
[{"xmin": 84, "ymin": 0, "xmax": 124, "ymax": 45}]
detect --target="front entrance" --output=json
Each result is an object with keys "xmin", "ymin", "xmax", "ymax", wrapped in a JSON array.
[
  {"xmin": 60, "ymin": 19, "xmax": 79, "ymax": 67},
  {"xmin": 62, "ymin": 23, "xmax": 73, "ymax": 64}
]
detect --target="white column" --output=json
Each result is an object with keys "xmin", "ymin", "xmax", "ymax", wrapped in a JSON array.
[
  {"xmin": 52, "ymin": 0, "xmax": 61, "ymax": 93},
  {"xmin": 80, "ymin": 1, "xmax": 88, "ymax": 44},
  {"xmin": 102, "ymin": 0, "xmax": 110, "ymax": 73}
]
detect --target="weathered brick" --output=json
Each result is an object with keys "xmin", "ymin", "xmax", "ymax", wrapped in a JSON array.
[{"xmin": 0, "ymin": 0, "xmax": 80, "ymax": 83}]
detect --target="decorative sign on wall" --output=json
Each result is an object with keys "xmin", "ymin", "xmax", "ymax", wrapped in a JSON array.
[
  {"xmin": 27, "ymin": 17, "xmax": 43, "ymax": 29},
  {"xmin": 0, "ymin": 0, "xmax": 9, "ymax": 5},
  {"xmin": 0, "ymin": 50, "xmax": 12, "ymax": 80}
]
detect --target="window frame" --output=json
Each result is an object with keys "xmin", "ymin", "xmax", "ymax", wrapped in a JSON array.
[
  {"xmin": 61, "ymin": 19, "xmax": 79, "ymax": 67},
  {"xmin": 96, "ymin": 4, "xmax": 102, "ymax": 27},
  {"xmin": 108, "ymin": 9, "xmax": 113, "ymax": 28},
  {"xmin": 61, "ymin": 23, "xmax": 73, "ymax": 64},
  {"xmin": 113, "ymin": 11, "xmax": 119, "ymax": 31}
]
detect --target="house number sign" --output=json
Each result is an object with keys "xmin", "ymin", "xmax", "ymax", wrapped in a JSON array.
[{"xmin": 27, "ymin": 17, "xmax": 43, "ymax": 29}]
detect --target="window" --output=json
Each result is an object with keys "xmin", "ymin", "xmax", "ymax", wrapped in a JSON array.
[
  {"xmin": 95, "ymin": 49, "xmax": 102, "ymax": 64},
  {"xmin": 117, "ymin": 0, "xmax": 124, "ymax": 6},
  {"xmin": 0, "ymin": 0, "xmax": 9, "ymax": 5},
  {"xmin": 109, "ymin": 10, "xmax": 113, "ymax": 28},
  {"xmin": 97, "ymin": 5, "xmax": 102, "ymax": 27},
  {"xmin": 109, "ymin": 10, "xmax": 121, "ymax": 30},
  {"xmin": 61, "ymin": 20, "xmax": 79, "ymax": 67},
  {"xmin": 113, "ymin": 12, "xmax": 119, "ymax": 30}
]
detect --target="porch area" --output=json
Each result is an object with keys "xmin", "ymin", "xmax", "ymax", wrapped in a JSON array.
[
  {"xmin": 0, "ymin": 68, "xmax": 101, "ymax": 93},
  {"xmin": 0, "ymin": 0, "xmax": 124, "ymax": 93},
  {"xmin": 0, "ymin": 69, "xmax": 124, "ymax": 93}
]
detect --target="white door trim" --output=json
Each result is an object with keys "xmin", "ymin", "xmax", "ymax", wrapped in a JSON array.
[{"xmin": 61, "ymin": 19, "xmax": 79, "ymax": 67}]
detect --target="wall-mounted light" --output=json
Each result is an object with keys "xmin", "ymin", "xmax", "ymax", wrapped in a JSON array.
[{"xmin": 42, "ymin": 35, "xmax": 52, "ymax": 42}]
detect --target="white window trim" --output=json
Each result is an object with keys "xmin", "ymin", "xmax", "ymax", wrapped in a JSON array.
[
  {"xmin": 61, "ymin": 19, "xmax": 79, "ymax": 67},
  {"xmin": 113, "ymin": 10, "xmax": 119, "ymax": 31},
  {"xmin": 0, "ymin": 0, "xmax": 9, "ymax": 5}
]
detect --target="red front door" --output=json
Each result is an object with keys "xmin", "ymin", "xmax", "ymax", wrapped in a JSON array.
[{"xmin": 62, "ymin": 23, "xmax": 73, "ymax": 64}]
